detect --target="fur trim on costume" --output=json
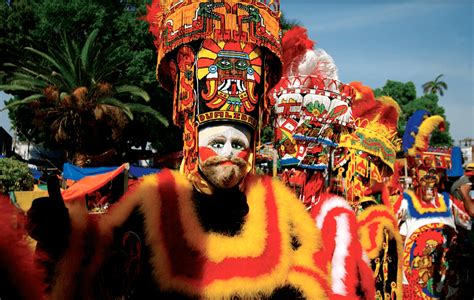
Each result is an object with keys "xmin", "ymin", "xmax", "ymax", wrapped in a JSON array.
[
  {"xmin": 403, "ymin": 190, "xmax": 451, "ymax": 218},
  {"xmin": 357, "ymin": 205, "xmax": 399, "ymax": 258},
  {"xmin": 46, "ymin": 170, "xmax": 329, "ymax": 298},
  {"xmin": 310, "ymin": 194, "xmax": 375, "ymax": 299},
  {"xmin": 128, "ymin": 170, "xmax": 329, "ymax": 298},
  {"xmin": 0, "ymin": 197, "xmax": 44, "ymax": 300}
]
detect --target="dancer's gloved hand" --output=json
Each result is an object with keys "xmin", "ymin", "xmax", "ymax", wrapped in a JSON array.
[{"xmin": 27, "ymin": 175, "xmax": 71, "ymax": 248}]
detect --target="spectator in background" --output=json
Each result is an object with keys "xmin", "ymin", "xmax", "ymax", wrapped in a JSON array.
[{"xmin": 450, "ymin": 164, "xmax": 474, "ymax": 217}]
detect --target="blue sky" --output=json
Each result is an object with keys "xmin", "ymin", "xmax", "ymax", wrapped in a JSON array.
[
  {"xmin": 1, "ymin": 0, "xmax": 473, "ymax": 144},
  {"xmin": 281, "ymin": 0, "xmax": 473, "ymax": 144}
]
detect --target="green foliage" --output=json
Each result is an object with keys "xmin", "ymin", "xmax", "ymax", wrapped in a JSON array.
[
  {"xmin": 280, "ymin": 13, "xmax": 300, "ymax": 32},
  {"xmin": 0, "ymin": 157, "xmax": 34, "ymax": 194},
  {"xmin": 374, "ymin": 80, "xmax": 453, "ymax": 147},
  {"xmin": 1, "ymin": 28, "xmax": 167, "ymax": 163},
  {"xmin": 0, "ymin": 1, "xmax": 174, "ymax": 164},
  {"xmin": 373, "ymin": 80, "xmax": 417, "ymax": 106}
]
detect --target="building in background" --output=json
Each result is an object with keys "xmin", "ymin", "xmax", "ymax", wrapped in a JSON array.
[{"xmin": 459, "ymin": 138, "xmax": 473, "ymax": 164}]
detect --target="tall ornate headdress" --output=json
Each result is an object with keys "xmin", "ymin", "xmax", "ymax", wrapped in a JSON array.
[
  {"xmin": 145, "ymin": 0, "xmax": 282, "ymax": 181},
  {"xmin": 270, "ymin": 26, "xmax": 355, "ymax": 206},
  {"xmin": 337, "ymin": 82, "xmax": 401, "ymax": 174},
  {"xmin": 333, "ymin": 83, "xmax": 402, "ymax": 203},
  {"xmin": 402, "ymin": 110, "xmax": 451, "ymax": 192},
  {"xmin": 271, "ymin": 26, "xmax": 355, "ymax": 170}
]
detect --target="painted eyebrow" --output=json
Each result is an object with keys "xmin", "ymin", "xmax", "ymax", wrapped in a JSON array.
[
  {"xmin": 231, "ymin": 137, "xmax": 249, "ymax": 147},
  {"xmin": 208, "ymin": 136, "xmax": 226, "ymax": 143}
]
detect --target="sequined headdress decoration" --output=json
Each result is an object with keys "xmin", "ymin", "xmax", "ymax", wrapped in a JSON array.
[{"xmin": 145, "ymin": 0, "xmax": 282, "ymax": 181}]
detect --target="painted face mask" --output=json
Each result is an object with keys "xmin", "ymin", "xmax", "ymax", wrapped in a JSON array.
[
  {"xmin": 198, "ymin": 124, "xmax": 252, "ymax": 189},
  {"xmin": 403, "ymin": 111, "xmax": 452, "ymax": 201},
  {"xmin": 145, "ymin": 0, "xmax": 282, "ymax": 193}
]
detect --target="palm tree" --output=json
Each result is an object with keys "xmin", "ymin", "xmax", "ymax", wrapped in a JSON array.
[
  {"xmin": 0, "ymin": 29, "xmax": 168, "ymax": 166},
  {"xmin": 422, "ymin": 74, "xmax": 448, "ymax": 96}
]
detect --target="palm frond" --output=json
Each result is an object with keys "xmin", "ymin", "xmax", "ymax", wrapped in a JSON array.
[
  {"xmin": 81, "ymin": 29, "xmax": 99, "ymax": 72},
  {"xmin": 96, "ymin": 97, "xmax": 134, "ymax": 120},
  {"xmin": 126, "ymin": 103, "xmax": 169, "ymax": 127},
  {"xmin": 24, "ymin": 47, "xmax": 77, "ymax": 89},
  {"xmin": 59, "ymin": 31, "xmax": 77, "ymax": 74},
  {"xmin": 115, "ymin": 85, "xmax": 150, "ymax": 102},
  {"xmin": 0, "ymin": 94, "xmax": 44, "ymax": 111},
  {"xmin": 0, "ymin": 84, "xmax": 38, "ymax": 92},
  {"xmin": 438, "ymin": 82, "xmax": 448, "ymax": 89},
  {"xmin": 10, "ymin": 72, "xmax": 49, "ymax": 84},
  {"xmin": 9, "ymin": 78, "xmax": 48, "ymax": 90},
  {"xmin": 434, "ymin": 74, "xmax": 444, "ymax": 82},
  {"xmin": 16, "ymin": 66, "xmax": 58, "ymax": 86}
]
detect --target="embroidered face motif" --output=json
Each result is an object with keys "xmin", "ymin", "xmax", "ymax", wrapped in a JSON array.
[
  {"xmin": 197, "ymin": 40, "xmax": 262, "ymax": 114},
  {"xmin": 198, "ymin": 124, "xmax": 252, "ymax": 189}
]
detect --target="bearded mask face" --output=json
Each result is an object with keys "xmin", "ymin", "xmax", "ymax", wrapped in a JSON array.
[
  {"xmin": 198, "ymin": 124, "xmax": 252, "ymax": 189},
  {"xmin": 168, "ymin": 39, "xmax": 267, "ymax": 183}
]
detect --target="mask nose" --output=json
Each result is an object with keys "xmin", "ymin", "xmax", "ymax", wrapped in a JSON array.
[{"xmin": 221, "ymin": 141, "xmax": 234, "ymax": 158}]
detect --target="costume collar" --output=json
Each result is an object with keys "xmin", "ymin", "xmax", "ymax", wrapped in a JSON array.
[{"xmin": 404, "ymin": 190, "xmax": 451, "ymax": 219}]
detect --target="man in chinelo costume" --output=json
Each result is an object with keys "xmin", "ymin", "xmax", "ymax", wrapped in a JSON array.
[
  {"xmin": 272, "ymin": 26, "xmax": 375, "ymax": 299},
  {"xmin": 396, "ymin": 110, "xmax": 471, "ymax": 299},
  {"xmin": 330, "ymin": 83, "xmax": 404, "ymax": 300},
  {"xmin": 26, "ymin": 0, "xmax": 330, "ymax": 298}
]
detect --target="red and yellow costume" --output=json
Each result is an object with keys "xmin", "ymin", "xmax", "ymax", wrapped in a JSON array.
[
  {"xmin": 41, "ymin": 170, "xmax": 328, "ymax": 298},
  {"xmin": 332, "ymin": 83, "xmax": 404, "ymax": 300},
  {"xmin": 26, "ymin": 1, "xmax": 331, "ymax": 299},
  {"xmin": 397, "ymin": 111, "xmax": 471, "ymax": 299},
  {"xmin": 272, "ymin": 27, "xmax": 375, "ymax": 299}
]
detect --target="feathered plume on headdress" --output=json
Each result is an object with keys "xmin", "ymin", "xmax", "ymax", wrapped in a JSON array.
[
  {"xmin": 275, "ymin": 26, "xmax": 342, "ymax": 92},
  {"xmin": 403, "ymin": 110, "xmax": 446, "ymax": 156},
  {"xmin": 281, "ymin": 26, "xmax": 315, "ymax": 78},
  {"xmin": 144, "ymin": 1, "xmax": 163, "ymax": 47},
  {"xmin": 272, "ymin": 26, "xmax": 354, "ymax": 170},
  {"xmin": 402, "ymin": 110, "xmax": 430, "ymax": 153},
  {"xmin": 403, "ymin": 110, "xmax": 451, "ymax": 171},
  {"xmin": 338, "ymin": 82, "xmax": 401, "ymax": 172},
  {"xmin": 409, "ymin": 115, "xmax": 445, "ymax": 156}
]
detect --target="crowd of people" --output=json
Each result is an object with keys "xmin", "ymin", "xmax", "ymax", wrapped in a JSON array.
[
  {"xmin": 1, "ymin": 0, "xmax": 473, "ymax": 299},
  {"xmin": 273, "ymin": 26, "xmax": 473, "ymax": 299}
]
